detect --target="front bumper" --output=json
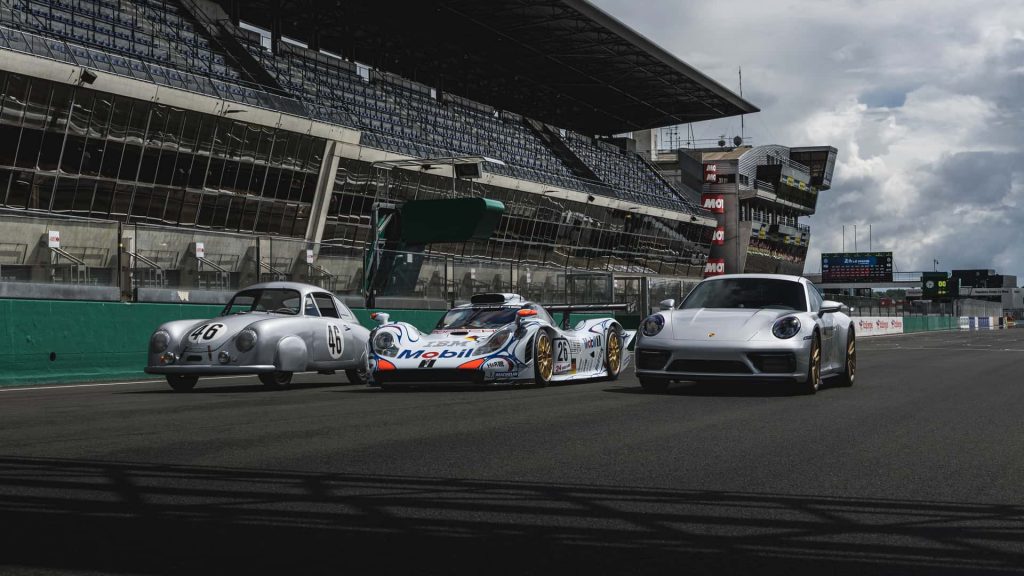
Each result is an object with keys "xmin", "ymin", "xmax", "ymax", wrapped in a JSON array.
[
  {"xmin": 370, "ymin": 369, "xmax": 523, "ymax": 387},
  {"xmin": 145, "ymin": 365, "xmax": 277, "ymax": 375},
  {"xmin": 635, "ymin": 338, "xmax": 809, "ymax": 382}
]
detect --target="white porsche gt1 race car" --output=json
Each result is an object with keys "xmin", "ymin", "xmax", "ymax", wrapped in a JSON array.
[{"xmin": 368, "ymin": 294, "xmax": 636, "ymax": 388}]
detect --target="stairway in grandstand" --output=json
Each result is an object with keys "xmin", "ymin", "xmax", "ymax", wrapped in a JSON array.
[{"xmin": 522, "ymin": 118, "xmax": 600, "ymax": 182}]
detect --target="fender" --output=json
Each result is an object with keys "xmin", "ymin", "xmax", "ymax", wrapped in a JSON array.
[{"xmin": 276, "ymin": 335, "xmax": 309, "ymax": 372}]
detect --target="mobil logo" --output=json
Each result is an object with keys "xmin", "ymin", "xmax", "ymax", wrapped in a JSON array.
[
  {"xmin": 703, "ymin": 163, "xmax": 718, "ymax": 183},
  {"xmin": 701, "ymin": 194, "xmax": 725, "ymax": 213},
  {"xmin": 397, "ymin": 348, "xmax": 475, "ymax": 359},
  {"xmin": 704, "ymin": 259, "xmax": 725, "ymax": 277},
  {"xmin": 582, "ymin": 334, "xmax": 603, "ymax": 349},
  {"xmin": 712, "ymin": 227, "xmax": 725, "ymax": 245}
]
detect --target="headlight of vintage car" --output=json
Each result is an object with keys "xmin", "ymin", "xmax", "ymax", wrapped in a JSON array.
[
  {"xmin": 772, "ymin": 316, "xmax": 802, "ymax": 339},
  {"xmin": 641, "ymin": 314, "xmax": 665, "ymax": 337},
  {"xmin": 474, "ymin": 327, "xmax": 512, "ymax": 356},
  {"xmin": 150, "ymin": 330, "xmax": 171, "ymax": 353},
  {"xmin": 236, "ymin": 328, "xmax": 258, "ymax": 352},
  {"xmin": 373, "ymin": 330, "xmax": 398, "ymax": 357}
]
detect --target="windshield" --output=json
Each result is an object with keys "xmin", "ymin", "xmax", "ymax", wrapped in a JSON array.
[
  {"xmin": 221, "ymin": 289, "xmax": 303, "ymax": 316},
  {"xmin": 437, "ymin": 307, "xmax": 520, "ymax": 330},
  {"xmin": 680, "ymin": 278, "xmax": 807, "ymax": 311}
]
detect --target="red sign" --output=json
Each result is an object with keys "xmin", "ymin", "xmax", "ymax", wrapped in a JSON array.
[
  {"xmin": 712, "ymin": 227, "xmax": 725, "ymax": 245},
  {"xmin": 701, "ymin": 194, "xmax": 725, "ymax": 213},
  {"xmin": 703, "ymin": 163, "xmax": 718, "ymax": 183},
  {"xmin": 704, "ymin": 258, "xmax": 726, "ymax": 277}
]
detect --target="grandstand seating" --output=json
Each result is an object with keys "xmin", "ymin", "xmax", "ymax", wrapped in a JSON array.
[{"xmin": 1, "ymin": 0, "xmax": 707, "ymax": 216}]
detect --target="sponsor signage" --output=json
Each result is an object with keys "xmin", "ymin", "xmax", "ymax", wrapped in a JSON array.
[
  {"xmin": 47, "ymin": 230, "xmax": 60, "ymax": 249},
  {"xmin": 821, "ymin": 252, "xmax": 893, "ymax": 283},
  {"xmin": 195, "ymin": 242, "xmax": 205, "ymax": 259},
  {"xmin": 856, "ymin": 316, "xmax": 904, "ymax": 337},
  {"xmin": 701, "ymin": 194, "xmax": 725, "ymax": 213},
  {"xmin": 704, "ymin": 258, "xmax": 726, "ymax": 277},
  {"xmin": 703, "ymin": 163, "xmax": 718, "ymax": 183},
  {"xmin": 306, "ymin": 249, "xmax": 315, "ymax": 264},
  {"xmin": 712, "ymin": 227, "xmax": 725, "ymax": 245}
]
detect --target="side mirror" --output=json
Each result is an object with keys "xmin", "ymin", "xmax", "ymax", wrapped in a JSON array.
[
  {"xmin": 516, "ymin": 308, "xmax": 537, "ymax": 335},
  {"xmin": 819, "ymin": 300, "xmax": 842, "ymax": 315},
  {"xmin": 370, "ymin": 312, "xmax": 390, "ymax": 326},
  {"xmin": 658, "ymin": 299, "xmax": 676, "ymax": 310}
]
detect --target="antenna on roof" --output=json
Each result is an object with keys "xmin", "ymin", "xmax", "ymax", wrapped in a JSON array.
[{"xmin": 738, "ymin": 66, "xmax": 745, "ymax": 143}]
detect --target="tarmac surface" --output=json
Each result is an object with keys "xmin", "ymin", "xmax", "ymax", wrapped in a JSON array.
[{"xmin": 1, "ymin": 327, "xmax": 1023, "ymax": 575}]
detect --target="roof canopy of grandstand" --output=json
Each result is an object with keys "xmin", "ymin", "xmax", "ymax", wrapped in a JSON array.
[{"xmin": 216, "ymin": 0, "xmax": 759, "ymax": 135}]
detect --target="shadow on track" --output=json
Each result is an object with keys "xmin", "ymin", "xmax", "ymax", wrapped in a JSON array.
[
  {"xmin": 0, "ymin": 456, "xmax": 1020, "ymax": 575},
  {"xmin": 120, "ymin": 381, "xmax": 350, "ymax": 394},
  {"xmin": 604, "ymin": 380, "xmax": 844, "ymax": 397}
]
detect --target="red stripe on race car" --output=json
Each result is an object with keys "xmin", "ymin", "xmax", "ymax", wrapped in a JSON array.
[
  {"xmin": 377, "ymin": 359, "xmax": 396, "ymax": 371},
  {"xmin": 457, "ymin": 358, "xmax": 485, "ymax": 370}
]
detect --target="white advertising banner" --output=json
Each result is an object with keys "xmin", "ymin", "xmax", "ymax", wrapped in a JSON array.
[
  {"xmin": 47, "ymin": 230, "xmax": 61, "ymax": 248},
  {"xmin": 855, "ymin": 316, "xmax": 904, "ymax": 337}
]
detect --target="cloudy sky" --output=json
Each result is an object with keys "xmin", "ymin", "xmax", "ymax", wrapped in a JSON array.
[{"xmin": 593, "ymin": 0, "xmax": 1024, "ymax": 279}]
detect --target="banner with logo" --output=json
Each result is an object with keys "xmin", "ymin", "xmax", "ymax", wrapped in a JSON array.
[
  {"xmin": 703, "ymin": 258, "xmax": 726, "ymax": 277},
  {"xmin": 701, "ymin": 194, "xmax": 725, "ymax": 214},
  {"xmin": 703, "ymin": 163, "xmax": 718, "ymax": 183},
  {"xmin": 855, "ymin": 316, "xmax": 904, "ymax": 337},
  {"xmin": 712, "ymin": 226, "xmax": 725, "ymax": 245}
]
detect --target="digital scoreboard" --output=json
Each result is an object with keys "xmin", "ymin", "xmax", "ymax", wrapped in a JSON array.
[
  {"xmin": 921, "ymin": 272, "xmax": 957, "ymax": 299},
  {"xmin": 821, "ymin": 252, "xmax": 894, "ymax": 283}
]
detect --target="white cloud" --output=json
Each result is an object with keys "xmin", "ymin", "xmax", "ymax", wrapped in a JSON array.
[{"xmin": 595, "ymin": 0, "xmax": 1024, "ymax": 279}]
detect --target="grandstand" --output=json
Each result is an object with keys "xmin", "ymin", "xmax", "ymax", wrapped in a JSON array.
[{"xmin": 0, "ymin": 0, "xmax": 758, "ymax": 306}]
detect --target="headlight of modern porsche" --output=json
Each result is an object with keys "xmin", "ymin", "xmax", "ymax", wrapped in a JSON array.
[
  {"xmin": 236, "ymin": 328, "xmax": 258, "ymax": 352},
  {"xmin": 641, "ymin": 314, "xmax": 665, "ymax": 337},
  {"xmin": 474, "ymin": 327, "xmax": 512, "ymax": 356},
  {"xmin": 150, "ymin": 330, "xmax": 171, "ymax": 353},
  {"xmin": 772, "ymin": 316, "xmax": 802, "ymax": 339},
  {"xmin": 372, "ymin": 331, "xmax": 398, "ymax": 357}
]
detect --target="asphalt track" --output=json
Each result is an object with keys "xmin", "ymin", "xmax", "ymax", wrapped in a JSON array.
[{"xmin": 1, "ymin": 328, "xmax": 1023, "ymax": 575}]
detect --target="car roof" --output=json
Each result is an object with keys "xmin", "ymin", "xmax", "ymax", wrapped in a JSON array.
[
  {"xmin": 236, "ymin": 282, "xmax": 335, "ymax": 294},
  {"xmin": 701, "ymin": 273, "xmax": 808, "ymax": 283}
]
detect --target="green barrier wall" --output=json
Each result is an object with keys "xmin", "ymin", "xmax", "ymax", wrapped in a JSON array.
[
  {"xmin": 902, "ymin": 316, "xmax": 959, "ymax": 333},
  {"xmin": 0, "ymin": 300, "xmax": 614, "ymax": 387}
]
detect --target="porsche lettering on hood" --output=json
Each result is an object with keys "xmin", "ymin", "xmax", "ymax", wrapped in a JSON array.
[{"xmin": 670, "ymin": 308, "xmax": 796, "ymax": 341}]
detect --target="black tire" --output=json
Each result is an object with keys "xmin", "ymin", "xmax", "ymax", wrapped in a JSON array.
[
  {"xmin": 259, "ymin": 371, "xmax": 292, "ymax": 389},
  {"xmin": 835, "ymin": 328, "xmax": 856, "ymax": 387},
  {"xmin": 638, "ymin": 375, "xmax": 669, "ymax": 393},
  {"xmin": 797, "ymin": 332, "xmax": 821, "ymax": 395},
  {"xmin": 604, "ymin": 328, "xmax": 623, "ymax": 381},
  {"xmin": 166, "ymin": 375, "xmax": 198, "ymax": 392},
  {"xmin": 534, "ymin": 330, "xmax": 553, "ymax": 387},
  {"xmin": 346, "ymin": 368, "xmax": 369, "ymax": 386}
]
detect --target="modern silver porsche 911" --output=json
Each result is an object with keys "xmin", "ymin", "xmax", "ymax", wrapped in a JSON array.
[
  {"xmin": 145, "ymin": 282, "xmax": 370, "ymax": 391},
  {"xmin": 634, "ymin": 274, "xmax": 855, "ymax": 394}
]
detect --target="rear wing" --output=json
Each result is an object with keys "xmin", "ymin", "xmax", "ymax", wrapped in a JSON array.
[{"xmin": 544, "ymin": 303, "xmax": 633, "ymax": 329}]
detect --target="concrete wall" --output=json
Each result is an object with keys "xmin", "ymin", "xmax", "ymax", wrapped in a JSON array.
[{"xmin": 0, "ymin": 300, "xmax": 610, "ymax": 387}]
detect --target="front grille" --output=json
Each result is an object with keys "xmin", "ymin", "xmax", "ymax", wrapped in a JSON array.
[
  {"xmin": 375, "ymin": 369, "xmax": 485, "ymax": 385},
  {"xmin": 636, "ymin": 349, "xmax": 671, "ymax": 370},
  {"xmin": 748, "ymin": 352, "xmax": 797, "ymax": 373},
  {"xmin": 666, "ymin": 359, "xmax": 752, "ymax": 374}
]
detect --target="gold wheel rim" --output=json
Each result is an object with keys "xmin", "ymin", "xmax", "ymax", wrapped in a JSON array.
[
  {"xmin": 607, "ymin": 332, "xmax": 621, "ymax": 374},
  {"xmin": 848, "ymin": 335, "xmax": 856, "ymax": 380},
  {"xmin": 811, "ymin": 339, "xmax": 820, "ymax": 389},
  {"xmin": 536, "ymin": 334, "xmax": 553, "ymax": 380}
]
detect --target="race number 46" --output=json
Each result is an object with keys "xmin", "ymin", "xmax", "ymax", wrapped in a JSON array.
[
  {"xmin": 188, "ymin": 323, "xmax": 224, "ymax": 342},
  {"xmin": 327, "ymin": 325, "xmax": 344, "ymax": 359}
]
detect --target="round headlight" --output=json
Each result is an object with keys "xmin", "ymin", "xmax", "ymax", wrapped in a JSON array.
[
  {"xmin": 772, "ymin": 316, "xmax": 802, "ymax": 339},
  {"xmin": 373, "ymin": 331, "xmax": 396, "ymax": 353},
  {"xmin": 641, "ymin": 314, "xmax": 665, "ymax": 337},
  {"xmin": 236, "ymin": 328, "xmax": 258, "ymax": 352},
  {"xmin": 150, "ymin": 330, "xmax": 171, "ymax": 353}
]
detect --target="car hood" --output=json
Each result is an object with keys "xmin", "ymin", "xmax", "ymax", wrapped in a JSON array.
[
  {"xmin": 177, "ymin": 313, "xmax": 284, "ymax": 350},
  {"xmin": 669, "ymin": 308, "xmax": 797, "ymax": 341}
]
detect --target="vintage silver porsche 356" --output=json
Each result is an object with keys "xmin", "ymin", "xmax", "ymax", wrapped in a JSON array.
[{"xmin": 145, "ymin": 282, "xmax": 370, "ymax": 391}]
